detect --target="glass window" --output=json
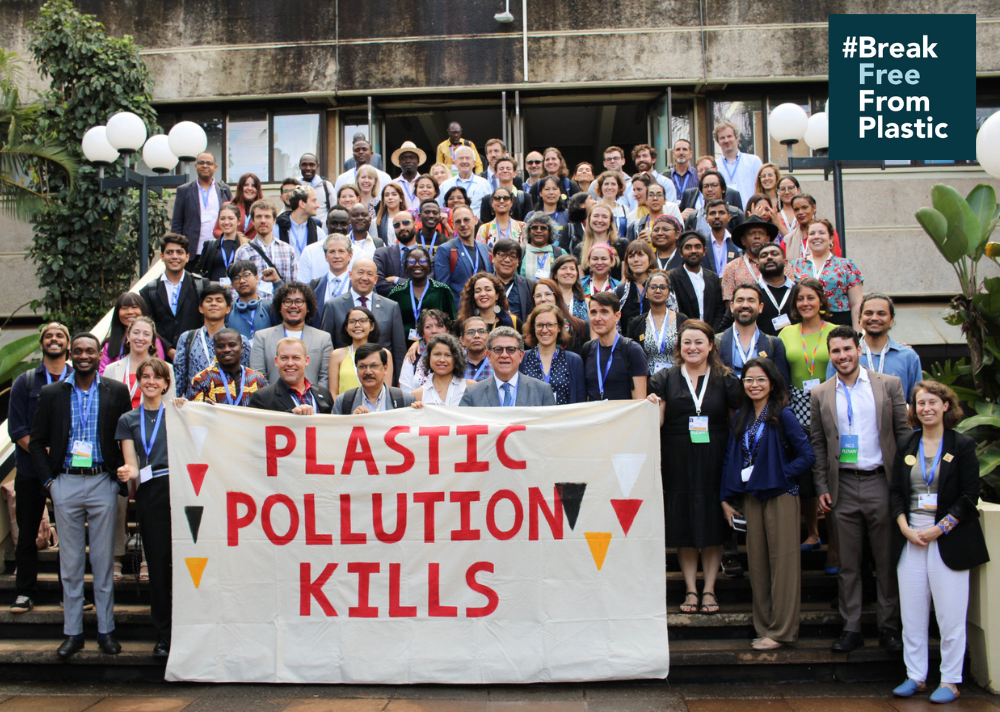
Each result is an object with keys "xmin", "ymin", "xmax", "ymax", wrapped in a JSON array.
[
  {"xmin": 342, "ymin": 122, "xmax": 370, "ymax": 173},
  {"xmin": 273, "ymin": 113, "xmax": 321, "ymax": 182},
  {"xmin": 713, "ymin": 99, "xmax": 763, "ymax": 160},
  {"xmin": 228, "ymin": 109, "xmax": 269, "ymax": 183}
]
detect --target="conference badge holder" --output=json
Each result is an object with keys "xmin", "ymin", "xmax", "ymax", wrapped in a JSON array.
[
  {"xmin": 839, "ymin": 434, "xmax": 859, "ymax": 464},
  {"xmin": 70, "ymin": 441, "xmax": 93, "ymax": 468},
  {"xmin": 689, "ymin": 416, "xmax": 709, "ymax": 443}
]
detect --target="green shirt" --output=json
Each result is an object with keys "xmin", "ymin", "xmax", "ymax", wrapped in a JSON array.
[{"xmin": 777, "ymin": 321, "xmax": 836, "ymax": 390}]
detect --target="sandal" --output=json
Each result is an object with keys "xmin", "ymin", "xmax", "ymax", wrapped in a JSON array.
[
  {"xmin": 700, "ymin": 591, "xmax": 720, "ymax": 615},
  {"xmin": 679, "ymin": 591, "xmax": 699, "ymax": 614},
  {"xmin": 139, "ymin": 562, "xmax": 149, "ymax": 582},
  {"xmin": 113, "ymin": 561, "xmax": 123, "ymax": 582}
]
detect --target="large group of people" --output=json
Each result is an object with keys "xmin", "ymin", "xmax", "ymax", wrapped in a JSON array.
[{"xmin": 5, "ymin": 123, "xmax": 987, "ymax": 702}]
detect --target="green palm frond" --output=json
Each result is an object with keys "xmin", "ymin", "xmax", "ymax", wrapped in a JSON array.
[{"xmin": 0, "ymin": 143, "xmax": 77, "ymax": 221}]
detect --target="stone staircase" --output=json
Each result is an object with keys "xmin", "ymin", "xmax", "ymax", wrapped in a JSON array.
[{"xmin": 0, "ymin": 516, "xmax": 922, "ymax": 684}]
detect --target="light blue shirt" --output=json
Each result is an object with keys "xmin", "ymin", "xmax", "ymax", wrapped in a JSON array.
[
  {"xmin": 494, "ymin": 372, "xmax": 519, "ymax": 407},
  {"xmin": 437, "ymin": 174, "xmax": 492, "ymax": 217},
  {"xmin": 718, "ymin": 151, "xmax": 763, "ymax": 208},
  {"xmin": 825, "ymin": 336, "xmax": 923, "ymax": 399},
  {"xmin": 160, "ymin": 272, "xmax": 185, "ymax": 316}
]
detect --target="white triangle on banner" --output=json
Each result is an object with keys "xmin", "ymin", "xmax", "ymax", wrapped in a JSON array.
[
  {"xmin": 189, "ymin": 426, "xmax": 209, "ymax": 458},
  {"xmin": 611, "ymin": 453, "xmax": 644, "ymax": 497}
]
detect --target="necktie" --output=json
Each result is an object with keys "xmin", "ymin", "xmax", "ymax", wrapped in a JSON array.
[
  {"xmin": 501, "ymin": 382, "xmax": 512, "ymax": 407},
  {"xmin": 360, "ymin": 295, "xmax": 368, "ymax": 308}
]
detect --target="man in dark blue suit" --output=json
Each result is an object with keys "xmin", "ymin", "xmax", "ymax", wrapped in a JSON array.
[
  {"xmin": 309, "ymin": 234, "xmax": 353, "ymax": 329},
  {"xmin": 170, "ymin": 152, "xmax": 232, "ymax": 259},
  {"xmin": 433, "ymin": 205, "xmax": 493, "ymax": 305},
  {"xmin": 718, "ymin": 283, "xmax": 791, "ymax": 385},
  {"xmin": 373, "ymin": 211, "xmax": 417, "ymax": 296}
]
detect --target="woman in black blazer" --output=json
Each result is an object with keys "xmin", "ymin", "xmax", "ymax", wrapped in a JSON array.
[{"xmin": 889, "ymin": 380, "xmax": 989, "ymax": 704}]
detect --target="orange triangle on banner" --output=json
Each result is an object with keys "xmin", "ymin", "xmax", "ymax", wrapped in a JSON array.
[
  {"xmin": 186, "ymin": 557, "xmax": 208, "ymax": 588},
  {"xmin": 610, "ymin": 499, "xmax": 643, "ymax": 536},
  {"xmin": 584, "ymin": 532, "xmax": 612, "ymax": 571},
  {"xmin": 187, "ymin": 464, "xmax": 208, "ymax": 496}
]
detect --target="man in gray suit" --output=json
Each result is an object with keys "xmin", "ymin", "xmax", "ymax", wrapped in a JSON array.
[
  {"xmin": 250, "ymin": 281, "xmax": 333, "ymax": 389},
  {"xmin": 320, "ymin": 258, "xmax": 406, "ymax": 385},
  {"xmin": 333, "ymin": 343, "xmax": 419, "ymax": 414},
  {"xmin": 811, "ymin": 325, "xmax": 910, "ymax": 654},
  {"xmin": 460, "ymin": 327, "xmax": 556, "ymax": 407}
]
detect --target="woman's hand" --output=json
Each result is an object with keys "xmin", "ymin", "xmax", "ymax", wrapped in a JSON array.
[
  {"xmin": 117, "ymin": 465, "xmax": 134, "ymax": 483},
  {"xmin": 405, "ymin": 341, "xmax": 421, "ymax": 364},
  {"xmin": 918, "ymin": 524, "xmax": 945, "ymax": 544},
  {"xmin": 410, "ymin": 401, "xmax": 425, "ymax": 409},
  {"xmin": 901, "ymin": 523, "xmax": 928, "ymax": 547},
  {"xmin": 721, "ymin": 501, "xmax": 739, "ymax": 527},
  {"xmin": 173, "ymin": 398, "xmax": 187, "ymax": 409},
  {"xmin": 646, "ymin": 394, "xmax": 661, "ymax": 405}
]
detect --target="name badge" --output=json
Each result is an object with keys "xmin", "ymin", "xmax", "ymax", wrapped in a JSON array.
[
  {"xmin": 839, "ymin": 434, "xmax": 859, "ymax": 464},
  {"xmin": 219, "ymin": 277, "xmax": 232, "ymax": 288},
  {"xmin": 727, "ymin": 252, "xmax": 734, "ymax": 259},
  {"xmin": 652, "ymin": 362, "xmax": 669, "ymax": 374},
  {"xmin": 70, "ymin": 440, "xmax": 94, "ymax": 468},
  {"xmin": 741, "ymin": 465, "xmax": 754, "ymax": 483},
  {"xmin": 139, "ymin": 465, "xmax": 153, "ymax": 484},
  {"xmin": 408, "ymin": 328, "xmax": 420, "ymax": 341},
  {"xmin": 802, "ymin": 378, "xmax": 820, "ymax": 393},
  {"xmin": 918, "ymin": 493, "xmax": 938, "ymax": 510},
  {"xmin": 535, "ymin": 268, "xmax": 551, "ymax": 280},
  {"xmin": 772, "ymin": 314, "xmax": 791, "ymax": 331},
  {"xmin": 689, "ymin": 416, "xmax": 710, "ymax": 443}
]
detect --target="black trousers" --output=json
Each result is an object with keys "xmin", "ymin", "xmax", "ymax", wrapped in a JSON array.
[
  {"xmin": 136, "ymin": 477, "xmax": 172, "ymax": 639},
  {"xmin": 14, "ymin": 474, "xmax": 56, "ymax": 597}
]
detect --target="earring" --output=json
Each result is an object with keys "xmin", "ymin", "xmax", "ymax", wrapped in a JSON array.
[{"xmin": 493, "ymin": 304, "xmax": 501, "ymax": 314}]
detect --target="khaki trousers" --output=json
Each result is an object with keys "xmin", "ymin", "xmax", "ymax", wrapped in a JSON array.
[{"xmin": 744, "ymin": 493, "xmax": 801, "ymax": 642}]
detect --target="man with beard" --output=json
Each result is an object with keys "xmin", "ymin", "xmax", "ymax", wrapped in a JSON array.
[
  {"xmin": 825, "ymin": 293, "xmax": 921, "ymax": 398},
  {"xmin": 478, "ymin": 139, "xmax": 522, "ymax": 191},
  {"xmin": 461, "ymin": 316, "xmax": 494, "ymax": 381},
  {"xmin": 721, "ymin": 216, "xmax": 795, "ymax": 306},
  {"xmin": 251, "ymin": 281, "xmax": 333, "ymax": 388},
  {"xmin": 391, "ymin": 142, "xmax": 426, "ymax": 211},
  {"xmin": 374, "ymin": 211, "xmax": 417, "ymax": 295},
  {"xmin": 30, "ymin": 333, "xmax": 132, "ymax": 658},
  {"xmin": 298, "ymin": 153, "xmax": 335, "ymax": 225},
  {"xmin": 437, "ymin": 145, "xmax": 492, "ymax": 216},
  {"xmin": 650, "ymin": 215, "xmax": 684, "ymax": 271},
  {"xmin": 334, "ymin": 139, "xmax": 391, "ymax": 193},
  {"xmin": 249, "ymin": 337, "xmax": 334, "ymax": 414},
  {"xmin": 8, "ymin": 323, "xmax": 72, "ymax": 614},
  {"xmin": 719, "ymin": 283, "xmax": 791, "ymax": 384},
  {"xmin": 811, "ymin": 326, "xmax": 908, "ymax": 654},
  {"xmin": 669, "ymin": 139, "xmax": 699, "ymax": 200},
  {"xmin": 523, "ymin": 151, "xmax": 544, "ymax": 191},
  {"xmin": 334, "ymin": 343, "xmax": 418, "ymax": 413},
  {"xmin": 701, "ymin": 199, "xmax": 743, "ymax": 274},
  {"xmin": 188, "ymin": 328, "xmax": 268, "ymax": 405},
  {"xmin": 683, "ymin": 170, "xmax": 745, "ymax": 238},
  {"xmin": 234, "ymin": 200, "xmax": 298, "ymax": 297},
  {"xmin": 434, "ymin": 204, "xmax": 494, "ymax": 303},
  {"xmin": 343, "ymin": 133, "xmax": 385, "ymax": 171},
  {"xmin": 669, "ymin": 232, "xmax": 726, "ymax": 332},
  {"xmin": 755, "ymin": 242, "xmax": 797, "ymax": 337},
  {"xmin": 630, "ymin": 143, "xmax": 677, "ymax": 203}
]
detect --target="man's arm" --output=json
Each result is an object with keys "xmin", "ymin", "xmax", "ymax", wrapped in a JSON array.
[
  {"xmin": 29, "ymin": 389, "xmax": 56, "ymax": 485},
  {"xmin": 8, "ymin": 373, "xmax": 31, "ymax": 451},
  {"xmin": 318, "ymin": 333, "xmax": 333, "ymax": 390},
  {"xmin": 887, "ymin": 376, "xmax": 910, "ymax": 442},
  {"xmin": 249, "ymin": 332, "xmax": 268, "ymax": 382},
  {"xmin": 170, "ymin": 184, "xmax": 186, "ymax": 233},
  {"xmin": 809, "ymin": 391, "xmax": 830, "ymax": 498}
]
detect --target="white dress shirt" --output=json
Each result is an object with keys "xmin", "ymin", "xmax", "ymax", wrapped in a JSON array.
[
  {"xmin": 685, "ymin": 265, "xmax": 706, "ymax": 320},
  {"xmin": 350, "ymin": 289, "xmax": 374, "ymax": 309},
  {"xmin": 835, "ymin": 367, "xmax": 883, "ymax": 470}
]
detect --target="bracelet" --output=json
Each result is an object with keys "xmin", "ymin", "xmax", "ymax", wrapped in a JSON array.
[{"xmin": 937, "ymin": 514, "xmax": 958, "ymax": 534}]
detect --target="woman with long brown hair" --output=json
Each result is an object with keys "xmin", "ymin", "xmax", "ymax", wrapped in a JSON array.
[
  {"xmin": 212, "ymin": 172, "xmax": 261, "ymax": 240},
  {"xmin": 456, "ymin": 272, "xmax": 517, "ymax": 331}
]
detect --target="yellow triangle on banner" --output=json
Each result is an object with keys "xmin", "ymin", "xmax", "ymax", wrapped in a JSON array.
[
  {"xmin": 186, "ymin": 557, "xmax": 208, "ymax": 589},
  {"xmin": 584, "ymin": 532, "xmax": 612, "ymax": 571}
]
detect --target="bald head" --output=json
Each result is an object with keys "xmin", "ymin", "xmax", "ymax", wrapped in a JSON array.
[{"xmin": 350, "ymin": 258, "xmax": 378, "ymax": 297}]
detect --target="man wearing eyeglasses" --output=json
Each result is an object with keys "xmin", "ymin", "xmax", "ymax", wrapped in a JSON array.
[
  {"xmin": 460, "ymin": 327, "xmax": 555, "ymax": 407},
  {"xmin": 523, "ymin": 151, "xmax": 544, "ymax": 191},
  {"xmin": 491, "ymin": 239, "xmax": 534, "ymax": 324},
  {"xmin": 334, "ymin": 343, "xmax": 421, "ymax": 414},
  {"xmin": 225, "ymin": 260, "xmax": 279, "ymax": 342},
  {"xmin": 170, "ymin": 151, "xmax": 233, "ymax": 257},
  {"xmin": 387, "ymin": 245, "xmax": 457, "ymax": 344},
  {"xmin": 250, "ymin": 282, "xmax": 333, "ymax": 389},
  {"xmin": 434, "ymin": 205, "xmax": 494, "ymax": 304},
  {"xmin": 461, "ymin": 317, "xmax": 494, "ymax": 382},
  {"xmin": 374, "ymin": 211, "xmax": 418, "ymax": 296}
]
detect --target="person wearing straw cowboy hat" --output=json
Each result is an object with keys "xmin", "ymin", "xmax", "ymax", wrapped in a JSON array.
[{"xmin": 391, "ymin": 141, "xmax": 428, "ymax": 212}]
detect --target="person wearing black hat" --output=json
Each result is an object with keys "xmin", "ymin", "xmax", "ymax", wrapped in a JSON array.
[
  {"xmin": 669, "ymin": 231, "xmax": 726, "ymax": 332},
  {"xmin": 721, "ymin": 215, "xmax": 794, "ymax": 308}
]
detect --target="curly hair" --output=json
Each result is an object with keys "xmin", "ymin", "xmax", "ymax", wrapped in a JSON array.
[
  {"xmin": 420, "ymin": 333, "xmax": 467, "ymax": 378},
  {"xmin": 907, "ymin": 380, "xmax": 964, "ymax": 430},
  {"xmin": 457, "ymin": 272, "xmax": 509, "ymax": 323},
  {"xmin": 273, "ymin": 280, "xmax": 318, "ymax": 324}
]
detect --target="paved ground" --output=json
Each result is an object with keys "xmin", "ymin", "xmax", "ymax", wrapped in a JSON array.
[{"xmin": 0, "ymin": 682, "xmax": 996, "ymax": 712}]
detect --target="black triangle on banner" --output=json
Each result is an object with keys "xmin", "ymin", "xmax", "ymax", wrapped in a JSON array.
[
  {"xmin": 555, "ymin": 482, "xmax": 587, "ymax": 530},
  {"xmin": 185, "ymin": 506, "xmax": 204, "ymax": 544}
]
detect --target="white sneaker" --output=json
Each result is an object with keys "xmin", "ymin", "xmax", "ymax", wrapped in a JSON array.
[{"xmin": 10, "ymin": 595, "xmax": 33, "ymax": 613}]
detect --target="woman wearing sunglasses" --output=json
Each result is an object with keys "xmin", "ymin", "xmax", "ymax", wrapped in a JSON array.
[{"xmin": 386, "ymin": 245, "xmax": 457, "ymax": 345}]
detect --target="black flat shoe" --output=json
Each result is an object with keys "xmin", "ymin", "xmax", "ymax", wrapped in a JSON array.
[
  {"xmin": 831, "ymin": 630, "xmax": 864, "ymax": 652},
  {"xmin": 57, "ymin": 635, "xmax": 84, "ymax": 659},
  {"xmin": 97, "ymin": 634, "xmax": 121, "ymax": 655},
  {"xmin": 721, "ymin": 552, "xmax": 744, "ymax": 578},
  {"xmin": 879, "ymin": 627, "xmax": 904, "ymax": 653},
  {"xmin": 153, "ymin": 639, "xmax": 170, "ymax": 657}
]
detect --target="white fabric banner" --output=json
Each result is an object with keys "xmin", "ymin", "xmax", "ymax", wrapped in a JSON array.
[{"xmin": 164, "ymin": 400, "xmax": 668, "ymax": 684}]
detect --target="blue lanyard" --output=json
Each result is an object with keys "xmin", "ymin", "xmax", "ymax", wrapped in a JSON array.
[
  {"xmin": 471, "ymin": 359, "xmax": 488, "ymax": 380},
  {"xmin": 243, "ymin": 213, "xmax": 252, "ymax": 231},
  {"xmin": 649, "ymin": 313, "xmax": 668, "ymax": 354},
  {"xmin": 595, "ymin": 333, "xmax": 620, "ymax": 398},
  {"xmin": 74, "ymin": 384, "xmax": 95, "ymax": 433},
  {"xmin": 919, "ymin": 438, "xmax": 944, "ymax": 489},
  {"xmin": 218, "ymin": 366, "xmax": 247, "ymax": 406},
  {"xmin": 420, "ymin": 232, "xmax": 439, "ymax": 251},
  {"xmin": 221, "ymin": 240, "xmax": 237, "ymax": 270},
  {"xmin": 199, "ymin": 184, "xmax": 212, "ymax": 208},
  {"xmin": 838, "ymin": 377, "xmax": 857, "ymax": 433},
  {"xmin": 400, "ymin": 178, "xmax": 417, "ymax": 206},
  {"xmin": 239, "ymin": 308, "xmax": 256, "ymax": 339},
  {"xmin": 45, "ymin": 365, "xmax": 68, "ymax": 386},
  {"xmin": 732, "ymin": 328, "xmax": 760, "ymax": 369},
  {"xmin": 290, "ymin": 222, "xmax": 308, "ymax": 254},
  {"xmin": 744, "ymin": 418, "xmax": 765, "ymax": 456},
  {"xmin": 457, "ymin": 239, "xmax": 480, "ymax": 273},
  {"xmin": 722, "ymin": 154, "xmax": 741, "ymax": 185},
  {"xmin": 409, "ymin": 280, "xmax": 428, "ymax": 324},
  {"xmin": 290, "ymin": 389, "xmax": 317, "ymax": 409},
  {"xmin": 139, "ymin": 404, "xmax": 164, "ymax": 464}
]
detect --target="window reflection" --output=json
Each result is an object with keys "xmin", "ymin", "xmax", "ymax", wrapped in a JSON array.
[
  {"xmin": 228, "ymin": 109, "xmax": 268, "ymax": 182},
  {"xmin": 273, "ymin": 114, "xmax": 320, "ymax": 182}
]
